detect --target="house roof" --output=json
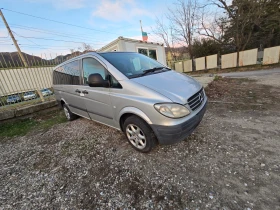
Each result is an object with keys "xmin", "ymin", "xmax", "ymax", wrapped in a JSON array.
[{"xmin": 97, "ymin": 36, "xmax": 164, "ymax": 52}]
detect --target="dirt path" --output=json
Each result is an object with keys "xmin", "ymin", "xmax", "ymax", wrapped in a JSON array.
[{"xmin": 0, "ymin": 77, "xmax": 279, "ymax": 209}]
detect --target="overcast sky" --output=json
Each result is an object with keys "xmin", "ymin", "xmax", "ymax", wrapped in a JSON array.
[{"xmin": 0, "ymin": 0, "xmax": 173, "ymax": 56}]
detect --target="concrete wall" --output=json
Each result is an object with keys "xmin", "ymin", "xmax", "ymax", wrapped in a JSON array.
[
  {"xmin": 174, "ymin": 61, "xmax": 183, "ymax": 73},
  {"xmin": 183, "ymin": 60, "xmax": 192, "ymax": 72},
  {"xmin": 263, "ymin": 46, "xmax": 280, "ymax": 65},
  {"xmin": 206, "ymin": 54, "xmax": 217, "ymax": 69},
  {"xmin": 170, "ymin": 45, "xmax": 280, "ymax": 71},
  {"xmin": 221, "ymin": 52, "xmax": 237, "ymax": 69},
  {"xmin": 195, "ymin": 57, "xmax": 205, "ymax": 71},
  {"xmin": 0, "ymin": 100, "xmax": 57, "ymax": 121},
  {"xmin": 239, "ymin": 48, "xmax": 258, "ymax": 66},
  {"xmin": 0, "ymin": 67, "xmax": 53, "ymax": 96}
]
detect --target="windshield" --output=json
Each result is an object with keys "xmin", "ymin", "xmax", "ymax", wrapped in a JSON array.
[{"xmin": 99, "ymin": 52, "xmax": 167, "ymax": 78}]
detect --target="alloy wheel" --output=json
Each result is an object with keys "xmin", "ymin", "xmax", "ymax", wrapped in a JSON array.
[
  {"xmin": 64, "ymin": 107, "xmax": 70, "ymax": 120},
  {"xmin": 126, "ymin": 124, "xmax": 146, "ymax": 150}
]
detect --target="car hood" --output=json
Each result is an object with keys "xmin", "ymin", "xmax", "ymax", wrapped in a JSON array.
[{"xmin": 132, "ymin": 70, "xmax": 202, "ymax": 104}]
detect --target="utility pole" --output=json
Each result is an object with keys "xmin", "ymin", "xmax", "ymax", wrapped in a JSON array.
[{"xmin": 0, "ymin": 9, "xmax": 28, "ymax": 67}]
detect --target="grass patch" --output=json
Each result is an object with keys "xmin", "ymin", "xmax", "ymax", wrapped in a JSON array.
[
  {"xmin": 39, "ymin": 111, "xmax": 67, "ymax": 129},
  {"xmin": 0, "ymin": 110, "xmax": 67, "ymax": 138},
  {"xmin": 0, "ymin": 118, "xmax": 38, "ymax": 137},
  {"xmin": 213, "ymin": 75, "xmax": 221, "ymax": 81}
]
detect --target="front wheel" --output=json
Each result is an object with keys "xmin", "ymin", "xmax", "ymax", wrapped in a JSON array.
[
  {"xmin": 63, "ymin": 104, "xmax": 78, "ymax": 121},
  {"xmin": 123, "ymin": 115, "xmax": 157, "ymax": 153}
]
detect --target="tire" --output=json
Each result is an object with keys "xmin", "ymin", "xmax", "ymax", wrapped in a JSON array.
[
  {"xmin": 63, "ymin": 104, "xmax": 78, "ymax": 121},
  {"xmin": 123, "ymin": 115, "xmax": 157, "ymax": 153}
]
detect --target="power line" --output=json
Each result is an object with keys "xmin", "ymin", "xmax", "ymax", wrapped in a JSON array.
[
  {"xmin": 0, "ymin": 23, "xmax": 114, "ymax": 42},
  {"xmin": 19, "ymin": 44, "xmax": 81, "ymax": 48},
  {"xmin": 21, "ymin": 46, "xmax": 73, "ymax": 50},
  {"xmin": 9, "ymin": 25, "xmax": 109, "ymax": 43},
  {"xmin": 0, "ymin": 32, "xmax": 9, "ymax": 38},
  {"xmin": 0, "ymin": 42, "xmax": 78, "ymax": 48},
  {"xmin": 20, "ymin": 44, "xmax": 80, "ymax": 51},
  {"xmin": 12, "ymin": 30, "xmax": 54, "ymax": 53},
  {"xmin": 0, "ymin": 43, "xmax": 78, "ymax": 51},
  {"xmin": 2, "ymin": 8, "xmax": 120, "ymax": 35},
  {"xmin": 13, "ymin": 32, "xmax": 106, "ymax": 45},
  {"xmin": 0, "ymin": 8, "xmax": 28, "ymax": 66}
]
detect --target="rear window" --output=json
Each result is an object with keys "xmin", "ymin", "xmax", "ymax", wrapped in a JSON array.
[{"xmin": 53, "ymin": 60, "xmax": 80, "ymax": 85}]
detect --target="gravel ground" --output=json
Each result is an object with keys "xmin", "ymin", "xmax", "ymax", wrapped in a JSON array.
[{"xmin": 0, "ymin": 76, "xmax": 280, "ymax": 209}]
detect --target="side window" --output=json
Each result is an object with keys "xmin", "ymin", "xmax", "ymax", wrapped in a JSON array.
[
  {"xmin": 53, "ymin": 60, "xmax": 80, "ymax": 85},
  {"xmin": 83, "ymin": 58, "xmax": 106, "ymax": 85}
]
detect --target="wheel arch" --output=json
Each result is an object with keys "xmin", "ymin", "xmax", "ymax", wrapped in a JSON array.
[
  {"xmin": 59, "ymin": 98, "xmax": 67, "ymax": 108},
  {"xmin": 118, "ymin": 107, "xmax": 152, "ymax": 132}
]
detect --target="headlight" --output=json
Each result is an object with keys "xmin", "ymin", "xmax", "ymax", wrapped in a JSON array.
[{"xmin": 154, "ymin": 103, "xmax": 190, "ymax": 118}]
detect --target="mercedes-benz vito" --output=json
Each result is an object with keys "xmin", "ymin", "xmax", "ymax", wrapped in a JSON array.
[{"xmin": 53, "ymin": 52, "xmax": 207, "ymax": 152}]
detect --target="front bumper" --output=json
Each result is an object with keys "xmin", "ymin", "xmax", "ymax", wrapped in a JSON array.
[{"xmin": 151, "ymin": 101, "xmax": 207, "ymax": 145}]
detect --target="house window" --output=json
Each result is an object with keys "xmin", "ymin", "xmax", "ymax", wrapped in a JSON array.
[
  {"xmin": 138, "ymin": 48, "xmax": 157, "ymax": 60},
  {"xmin": 148, "ymin": 49, "xmax": 157, "ymax": 60}
]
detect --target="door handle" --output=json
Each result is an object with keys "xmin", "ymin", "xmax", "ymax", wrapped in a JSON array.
[
  {"xmin": 82, "ymin": 90, "xmax": 88, "ymax": 94},
  {"xmin": 75, "ymin": 89, "xmax": 81, "ymax": 93}
]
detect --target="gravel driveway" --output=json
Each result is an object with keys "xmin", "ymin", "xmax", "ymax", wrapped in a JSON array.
[{"xmin": 0, "ymin": 76, "xmax": 279, "ymax": 209}]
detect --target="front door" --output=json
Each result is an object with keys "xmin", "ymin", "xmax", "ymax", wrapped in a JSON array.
[{"xmin": 81, "ymin": 57, "xmax": 115, "ymax": 127}]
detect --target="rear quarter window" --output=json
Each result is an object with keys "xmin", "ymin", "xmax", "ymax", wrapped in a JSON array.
[{"xmin": 53, "ymin": 60, "xmax": 81, "ymax": 85}]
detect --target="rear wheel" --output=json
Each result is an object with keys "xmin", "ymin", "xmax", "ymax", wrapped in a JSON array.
[
  {"xmin": 63, "ymin": 104, "xmax": 78, "ymax": 121},
  {"xmin": 123, "ymin": 115, "xmax": 157, "ymax": 153}
]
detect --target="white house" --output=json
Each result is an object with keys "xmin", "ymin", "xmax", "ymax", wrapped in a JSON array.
[{"xmin": 97, "ymin": 36, "xmax": 167, "ymax": 65}]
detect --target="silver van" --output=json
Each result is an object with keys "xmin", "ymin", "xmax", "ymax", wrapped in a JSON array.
[{"xmin": 53, "ymin": 52, "xmax": 207, "ymax": 152}]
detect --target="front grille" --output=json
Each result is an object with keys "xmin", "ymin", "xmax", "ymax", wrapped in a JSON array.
[{"xmin": 187, "ymin": 89, "xmax": 205, "ymax": 111}]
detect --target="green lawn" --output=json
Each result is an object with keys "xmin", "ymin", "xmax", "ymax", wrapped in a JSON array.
[{"xmin": 0, "ymin": 109, "xmax": 67, "ymax": 138}]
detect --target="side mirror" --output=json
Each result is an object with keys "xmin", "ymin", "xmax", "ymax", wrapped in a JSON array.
[{"xmin": 88, "ymin": 73, "xmax": 110, "ymax": 87}]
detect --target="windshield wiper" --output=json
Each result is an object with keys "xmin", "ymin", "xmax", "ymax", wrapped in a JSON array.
[{"xmin": 142, "ymin": 67, "xmax": 170, "ymax": 76}]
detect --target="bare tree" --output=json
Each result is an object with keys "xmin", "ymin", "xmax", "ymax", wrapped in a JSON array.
[
  {"xmin": 198, "ymin": 9, "xmax": 226, "ymax": 44},
  {"xmin": 167, "ymin": 0, "xmax": 200, "ymax": 59},
  {"xmin": 153, "ymin": 17, "xmax": 177, "ymax": 60},
  {"xmin": 70, "ymin": 43, "xmax": 94, "ymax": 57},
  {"xmin": 82, "ymin": 43, "xmax": 94, "ymax": 52}
]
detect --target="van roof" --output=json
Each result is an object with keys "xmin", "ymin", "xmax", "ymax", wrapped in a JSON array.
[{"xmin": 53, "ymin": 51, "xmax": 139, "ymax": 69}]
